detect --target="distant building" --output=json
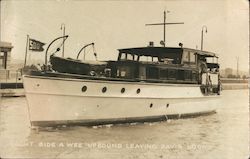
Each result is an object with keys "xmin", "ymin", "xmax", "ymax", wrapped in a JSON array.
[
  {"xmin": 224, "ymin": 68, "xmax": 233, "ymax": 77},
  {"xmin": 0, "ymin": 41, "xmax": 13, "ymax": 69},
  {"xmin": 0, "ymin": 41, "xmax": 13, "ymax": 80}
]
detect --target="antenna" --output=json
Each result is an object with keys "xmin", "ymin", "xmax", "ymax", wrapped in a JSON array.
[
  {"xmin": 146, "ymin": 10, "xmax": 184, "ymax": 47},
  {"xmin": 60, "ymin": 23, "xmax": 66, "ymax": 57}
]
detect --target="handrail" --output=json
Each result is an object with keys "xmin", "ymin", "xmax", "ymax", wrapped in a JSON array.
[
  {"xmin": 45, "ymin": 35, "xmax": 69, "ymax": 67},
  {"xmin": 76, "ymin": 43, "xmax": 94, "ymax": 59}
]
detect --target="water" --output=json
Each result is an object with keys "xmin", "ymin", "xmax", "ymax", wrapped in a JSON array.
[{"xmin": 0, "ymin": 90, "xmax": 249, "ymax": 159}]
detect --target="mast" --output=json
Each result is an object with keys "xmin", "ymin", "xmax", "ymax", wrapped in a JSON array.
[
  {"xmin": 24, "ymin": 35, "xmax": 29, "ymax": 67},
  {"xmin": 146, "ymin": 10, "xmax": 184, "ymax": 47}
]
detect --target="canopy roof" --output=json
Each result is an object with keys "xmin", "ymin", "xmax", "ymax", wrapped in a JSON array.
[
  {"xmin": 118, "ymin": 47, "xmax": 181, "ymax": 57},
  {"xmin": 118, "ymin": 47, "xmax": 218, "ymax": 58}
]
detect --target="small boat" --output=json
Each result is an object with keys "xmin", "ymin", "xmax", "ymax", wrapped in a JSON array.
[
  {"xmin": 23, "ymin": 45, "xmax": 221, "ymax": 127},
  {"xmin": 50, "ymin": 42, "xmax": 108, "ymax": 76},
  {"xmin": 50, "ymin": 55, "xmax": 107, "ymax": 76},
  {"xmin": 23, "ymin": 12, "xmax": 221, "ymax": 127}
]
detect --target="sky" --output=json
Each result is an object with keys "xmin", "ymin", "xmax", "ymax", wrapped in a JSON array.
[{"xmin": 0, "ymin": 0, "xmax": 249, "ymax": 72}]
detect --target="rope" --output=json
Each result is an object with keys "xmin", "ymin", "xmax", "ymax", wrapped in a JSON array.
[
  {"xmin": 49, "ymin": 40, "xmax": 65, "ymax": 56},
  {"xmin": 48, "ymin": 41, "xmax": 65, "ymax": 64},
  {"xmin": 164, "ymin": 114, "xmax": 168, "ymax": 120}
]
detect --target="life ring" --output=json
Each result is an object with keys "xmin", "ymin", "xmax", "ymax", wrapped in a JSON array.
[{"xmin": 89, "ymin": 71, "xmax": 96, "ymax": 76}]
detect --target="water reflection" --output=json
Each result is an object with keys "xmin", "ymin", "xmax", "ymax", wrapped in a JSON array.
[{"xmin": 0, "ymin": 90, "xmax": 249, "ymax": 159}]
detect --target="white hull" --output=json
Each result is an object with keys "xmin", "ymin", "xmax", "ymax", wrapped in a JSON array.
[{"xmin": 23, "ymin": 75, "xmax": 219, "ymax": 127}]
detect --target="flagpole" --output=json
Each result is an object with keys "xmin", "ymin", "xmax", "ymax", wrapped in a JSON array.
[
  {"xmin": 163, "ymin": 10, "xmax": 166, "ymax": 47},
  {"xmin": 145, "ymin": 11, "xmax": 183, "ymax": 47},
  {"xmin": 24, "ymin": 34, "xmax": 29, "ymax": 67}
]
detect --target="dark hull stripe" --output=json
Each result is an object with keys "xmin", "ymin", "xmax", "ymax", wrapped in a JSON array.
[{"xmin": 31, "ymin": 110, "xmax": 216, "ymax": 127}]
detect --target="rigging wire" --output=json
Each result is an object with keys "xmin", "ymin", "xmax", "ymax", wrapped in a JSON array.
[
  {"xmin": 50, "ymin": 38, "xmax": 67, "ymax": 56},
  {"xmin": 93, "ymin": 44, "xmax": 97, "ymax": 61}
]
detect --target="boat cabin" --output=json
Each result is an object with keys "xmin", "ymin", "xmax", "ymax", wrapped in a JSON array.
[{"xmin": 106, "ymin": 47, "xmax": 219, "ymax": 84}]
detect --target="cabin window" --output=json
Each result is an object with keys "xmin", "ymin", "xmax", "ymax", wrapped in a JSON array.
[
  {"xmin": 182, "ymin": 51, "xmax": 196, "ymax": 63},
  {"xmin": 160, "ymin": 69, "xmax": 168, "ymax": 79},
  {"xmin": 104, "ymin": 68, "xmax": 111, "ymax": 77},
  {"xmin": 134, "ymin": 54, "xmax": 138, "ymax": 61},
  {"xmin": 121, "ymin": 71, "xmax": 126, "ymax": 77},
  {"xmin": 0, "ymin": 59, "xmax": 3, "ymax": 68},
  {"xmin": 120, "ymin": 53, "xmax": 126, "ymax": 60},
  {"xmin": 162, "ymin": 58, "xmax": 174, "ymax": 64},
  {"xmin": 206, "ymin": 57, "xmax": 218, "ymax": 64},
  {"xmin": 184, "ymin": 70, "xmax": 192, "ymax": 80},
  {"xmin": 139, "ymin": 66, "xmax": 146, "ymax": 80},
  {"xmin": 139, "ymin": 56, "xmax": 149, "ymax": 62},
  {"xmin": 0, "ymin": 52, "xmax": 4, "ymax": 68},
  {"xmin": 119, "ymin": 53, "xmax": 137, "ymax": 61},
  {"xmin": 177, "ymin": 70, "xmax": 185, "ymax": 80},
  {"xmin": 127, "ymin": 54, "xmax": 133, "ymax": 60},
  {"xmin": 190, "ymin": 52, "xmax": 196, "ymax": 63},
  {"xmin": 146, "ymin": 67, "xmax": 159, "ymax": 79},
  {"xmin": 152, "ymin": 57, "xmax": 158, "ymax": 62},
  {"xmin": 182, "ymin": 51, "xmax": 189, "ymax": 63},
  {"xmin": 192, "ymin": 71, "xmax": 197, "ymax": 81},
  {"xmin": 116, "ymin": 66, "xmax": 131, "ymax": 78},
  {"xmin": 168, "ymin": 69, "xmax": 176, "ymax": 79}
]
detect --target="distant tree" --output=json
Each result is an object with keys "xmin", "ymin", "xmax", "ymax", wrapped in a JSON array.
[
  {"xmin": 242, "ymin": 75, "xmax": 247, "ymax": 79},
  {"xmin": 227, "ymin": 74, "xmax": 236, "ymax": 78}
]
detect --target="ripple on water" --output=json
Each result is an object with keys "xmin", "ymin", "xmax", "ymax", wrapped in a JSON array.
[{"xmin": 0, "ymin": 90, "xmax": 249, "ymax": 159}]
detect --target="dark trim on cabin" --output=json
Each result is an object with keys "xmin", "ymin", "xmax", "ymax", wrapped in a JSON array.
[
  {"xmin": 28, "ymin": 71, "xmax": 199, "ymax": 85},
  {"xmin": 118, "ymin": 47, "xmax": 217, "ymax": 58},
  {"xmin": 47, "ymin": 46, "xmax": 219, "ymax": 90}
]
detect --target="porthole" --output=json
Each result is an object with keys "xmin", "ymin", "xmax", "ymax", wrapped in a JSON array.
[
  {"xmin": 136, "ymin": 88, "xmax": 141, "ymax": 94},
  {"xmin": 102, "ymin": 87, "xmax": 107, "ymax": 93},
  {"xmin": 82, "ymin": 86, "xmax": 87, "ymax": 92},
  {"xmin": 150, "ymin": 103, "xmax": 153, "ymax": 108},
  {"xmin": 121, "ymin": 88, "xmax": 125, "ymax": 93}
]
